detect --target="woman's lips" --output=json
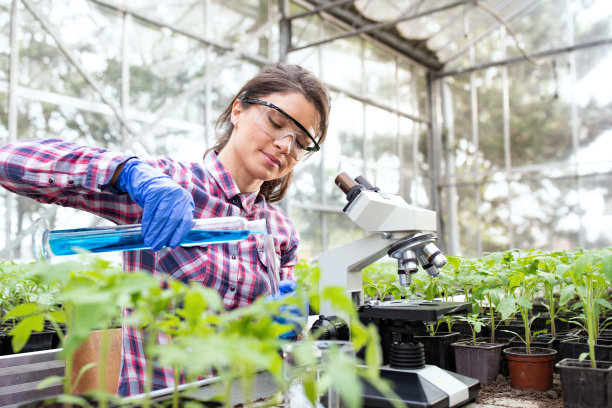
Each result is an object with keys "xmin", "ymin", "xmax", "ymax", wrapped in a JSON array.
[{"xmin": 262, "ymin": 151, "xmax": 281, "ymax": 167}]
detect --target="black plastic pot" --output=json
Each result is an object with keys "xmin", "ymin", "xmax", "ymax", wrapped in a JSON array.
[
  {"xmin": 557, "ymin": 358, "xmax": 612, "ymax": 408},
  {"xmin": 508, "ymin": 335, "xmax": 554, "ymax": 349},
  {"xmin": 559, "ymin": 337, "xmax": 612, "ymax": 362},
  {"xmin": 413, "ymin": 331, "xmax": 460, "ymax": 371},
  {"xmin": 451, "ymin": 341, "xmax": 505, "ymax": 385},
  {"xmin": 530, "ymin": 314, "xmax": 551, "ymax": 332},
  {"xmin": 446, "ymin": 321, "xmax": 490, "ymax": 338},
  {"xmin": 45, "ymin": 322, "xmax": 66, "ymax": 349},
  {"xmin": 492, "ymin": 321, "xmax": 524, "ymax": 340},
  {"xmin": 474, "ymin": 337, "xmax": 511, "ymax": 376},
  {"xmin": 0, "ymin": 330, "xmax": 55, "ymax": 355},
  {"xmin": 538, "ymin": 332, "xmax": 580, "ymax": 369}
]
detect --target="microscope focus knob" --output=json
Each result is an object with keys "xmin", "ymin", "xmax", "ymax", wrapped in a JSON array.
[{"xmin": 309, "ymin": 315, "xmax": 350, "ymax": 341}]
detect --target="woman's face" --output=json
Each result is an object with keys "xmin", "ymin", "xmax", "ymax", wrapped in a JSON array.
[{"xmin": 226, "ymin": 92, "xmax": 319, "ymax": 186}]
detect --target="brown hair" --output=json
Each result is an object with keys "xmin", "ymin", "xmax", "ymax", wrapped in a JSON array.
[{"xmin": 206, "ymin": 63, "xmax": 331, "ymax": 202}]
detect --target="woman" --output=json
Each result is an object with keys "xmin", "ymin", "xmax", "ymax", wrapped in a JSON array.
[{"xmin": 0, "ymin": 63, "xmax": 331, "ymax": 395}]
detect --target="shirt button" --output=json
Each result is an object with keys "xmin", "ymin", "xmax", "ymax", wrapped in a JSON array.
[
  {"xmin": 231, "ymin": 255, "xmax": 237, "ymax": 259},
  {"xmin": 229, "ymin": 286, "xmax": 236, "ymax": 292},
  {"xmin": 48, "ymin": 177, "xmax": 55, "ymax": 184},
  {"xmin": 67, "ymin": 178, "xmax": 74, "ymax": 185},
  {"xmin": 232, "ymin": 197, "xmax": 239, "ymax": 204}
]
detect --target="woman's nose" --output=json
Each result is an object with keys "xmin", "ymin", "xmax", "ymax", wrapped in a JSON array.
[{"xmin": 274, "ymin": 134, "xmax": 294, "ymax": 154}]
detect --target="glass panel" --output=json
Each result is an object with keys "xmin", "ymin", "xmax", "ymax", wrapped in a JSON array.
[
  {"xmin": 326, "ymin": 211, "xmax": 364, "ymax": 250},
  {"xmin": 129, "ymin": 19, "xmax": 207, "ymax": 116},
  {"xmin": 208, "ymin": 0, "xmax": 269, "ymax": 50},
  {"xmin": 415, "ymin": 65, "xmax": 428, "ymax": 118},
  {"xmin": 0, "ymin": 1, "xmax": 9, "ymax": 82},
  {"xmin": 397, "ymin": 61, "xmax": 416, "ymax": 116},
  {"xmin": 363, "ymin": 42, "xmax": 396, "ymax": 108},
  {"xmin": 399, "ymin": 116, "xmax": 415, "ymax": 200},
  {"xmin": 574, "ymin": 0, "xmax": 612, "ymax": 43},
  {"xmin": 460, "ymin": 1, "xmax": 536, "ymax": 65},
  {"xmin": 476, "ymin": 68, "xmax": 504, "ymax": 171},
  {"xmin": 210, "ymin": 57, "xmax": 262, "ymax": 111},
  {"xmin": 287, "ymin": 48, "xmax": 320, "ymax": 75},
  {"xmin": 290, "ymin": 13, "xmax": 320, "ymax": 50},
  {"xmin": 575, "ymin": 45, "xmax": 612, "ymax": 174},
  {"xmin": 504, "ymin": 0, "xmax": 568, "ymax": 61},
  {"xmin": 18, "ymin": 0, "xmax": 122, "ymax": 104},
  {"xmin": 291, "ymin": 148, "xmax": 323, "ymax": 206},
  {"xmin": 364, "ymin": 105, "xmax": 398, "ymax": 193},
  {"xmin": 323, "ymin": 95, "xmax": 363, "ymax": 207},
  {"xmin": 415, "ymin": 123, "xmax": 430, "ymax": 208},
  {"xmin": 320, "ymin": 37, "xmax": 362, "ymax": 92},
  {"xmin": 474, "ymin": 29, "xmax": 504, "ymax": 67},
  {"xmin": 510, "ymin": 178, "xmax": 580, "ymax": 251},
  {"xmin": 291, "ymin": 207, "xmax": 322, "ymax": 260},
  {"xmin": 579, "ymin": 173, "xmax": 612, "ymax": 248},
  {"xmin": 508, "ymin": 56, "xmax": 572, "ymax": 167},
  {"xmin": 16, "ymin": 100, "xmax": 122, "ymax": 149},
  {"xmin": 453, "ymin": 184, "xmax": 479, "ymax": 257},
  {"xmin": 122, "ymin": 1, "xmax": 207, "ymax": 39},
  {"xmin": 0, "ymin": 92, "xmax": 7, "ymax": 139},
  {"xmin": 400, "ymin": 120, "xmax": 430, "ymax": 208},
  {"xmin": 480, "ymin": 179, "xmax": 510, "ymax": 253},
  {"xmin": 443, "ymin": 73, "xmax": 473, "ymax": 178},
  {"xmin": 126, "ymin": 118, "xmax": 202, "ymax": 161}
]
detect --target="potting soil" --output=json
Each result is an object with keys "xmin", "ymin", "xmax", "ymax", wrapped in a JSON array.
[{"xmin": 464, "ymin": 373, "xmax": 564, "ymax": 408}]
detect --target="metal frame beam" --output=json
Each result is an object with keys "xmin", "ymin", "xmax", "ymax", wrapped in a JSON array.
[
  {"xmin": 289, "ymin": 0, "xmax": 475, "ymax": 69},
  {"xmin": 441, "ymin": 0, "xmax": 538, "ymax": 65},
  {"xmin": 436, "ymin": 37, "xmax": 612, "ymax": 77}
]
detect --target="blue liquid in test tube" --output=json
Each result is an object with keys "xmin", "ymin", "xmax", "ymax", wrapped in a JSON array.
[{"xmin": 33, "ymin": 217, "xmax": 266, "ymax": 260}]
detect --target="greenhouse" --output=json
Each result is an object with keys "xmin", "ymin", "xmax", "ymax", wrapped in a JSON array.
[{"xmin": 0, "ymin": 1, "xmax": 611, "ymax": 407}]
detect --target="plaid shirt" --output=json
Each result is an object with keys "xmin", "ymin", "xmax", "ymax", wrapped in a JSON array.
[{"xmin": 0, "ymin": 138, "xmax": 299, "ymax": 396}]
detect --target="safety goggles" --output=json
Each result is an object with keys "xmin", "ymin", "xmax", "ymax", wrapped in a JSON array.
[{"xmin": 243, "ymin": 98, "xmax": 320, "ymax": 160}]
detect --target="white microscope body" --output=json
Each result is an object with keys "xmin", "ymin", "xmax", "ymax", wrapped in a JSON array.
[
  {"xmin": 315, "ymin": 173, "xmax": 478, "ymax": 408},
  {"xmin": 318, "ymin": 173, "xmax": 445, "ymax": 316}
]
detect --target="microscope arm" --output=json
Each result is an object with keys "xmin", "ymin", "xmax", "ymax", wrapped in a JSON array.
[{"xmin": 318, "ymin": 232, "xmax": 407, "ymax": 316}]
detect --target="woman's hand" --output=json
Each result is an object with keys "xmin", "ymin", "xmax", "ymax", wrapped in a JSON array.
[
  {"xmin": 117, "ymin": 159, "xmax": 194, "ymax": 251},
  {"xmin": 267, "ymin": 279, "xmax": 309, "ymax": 340}
]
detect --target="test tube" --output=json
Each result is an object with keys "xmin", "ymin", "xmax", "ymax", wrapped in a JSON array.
[
  {"xmin": 32, "ymin": 216, "xmax": 267, "ymax": 261},
  {"xmin": 264, "ymin": 234, "xmax": 280, "ymax": 294}
]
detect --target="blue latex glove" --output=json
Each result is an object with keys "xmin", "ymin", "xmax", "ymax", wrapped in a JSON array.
[
  {"xmin": 266, "ymin": 280, "xmax": 308, "ymax": 340},
  {"xmin": 117, "ymin": 159, "xmax": 195, "ymax": 251}
]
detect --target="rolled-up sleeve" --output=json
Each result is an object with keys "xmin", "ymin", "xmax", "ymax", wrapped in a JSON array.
[{"xmin": 0, "ymin": 138, "xmax": 139, "ymax": 224}]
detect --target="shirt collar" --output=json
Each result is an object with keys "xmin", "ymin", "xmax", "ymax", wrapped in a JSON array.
[{"xmin": 203, "ymin": 151, "xmax": 262, "ymax": 212}]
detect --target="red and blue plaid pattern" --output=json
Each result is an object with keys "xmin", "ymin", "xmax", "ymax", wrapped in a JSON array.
[{"xmin": 0, "ymin": 138, "xmax": 299, "ymax": 396}]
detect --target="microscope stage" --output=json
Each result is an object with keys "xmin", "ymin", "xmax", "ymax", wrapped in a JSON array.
[{"xmin": 358, "ymin": 300, "xmax": 472, "ymax": 322}]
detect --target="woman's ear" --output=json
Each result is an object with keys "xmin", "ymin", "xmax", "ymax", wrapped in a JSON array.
[{"xmin": 231, "ymin": 99, "xmax": 243, "ymax": 126}]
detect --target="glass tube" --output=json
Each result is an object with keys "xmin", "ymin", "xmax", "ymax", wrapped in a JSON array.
[
  {"xmin": 32, "ymin": 216, "xmax": 266, "ymax": 261},
  {"xmin": 282, "ymin": 340, "xmax": 355, "ymax": 408}
]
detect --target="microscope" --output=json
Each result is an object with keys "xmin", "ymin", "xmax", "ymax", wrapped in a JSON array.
[{"xmin": 311, "ymin": 173, "xmax": 479, "ymax": 408}]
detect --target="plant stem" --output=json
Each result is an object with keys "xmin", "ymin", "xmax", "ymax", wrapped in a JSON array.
[
  {"xmin": 548, "ymin": 285, "xmax": 556, "ymax": 337},
  {"xmin": 585, "ymin": 277, "xmax": 597, "ymax": 368},
  {"xmin": 173, "ymin": 366, "xmax": 180, "ymax": 408},
  {"xmin": 487, "ymin": 294, "xmax": 496, "ymax": 343},
  {"xmin": 98, "ymin": 329, "xmax": 110, "ymax": 408},
  {"xmin": 143, "ymin": 327, "xmax": 157, "ymax": 408},
  {"xmin": 64, "ymin": 303, "xmax": 74, "ymax": 397}
]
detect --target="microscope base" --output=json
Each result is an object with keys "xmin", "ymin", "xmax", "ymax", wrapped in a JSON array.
[{"xmin": 362, "ymin": 364, "xmax": 480, "ymax": 408}]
